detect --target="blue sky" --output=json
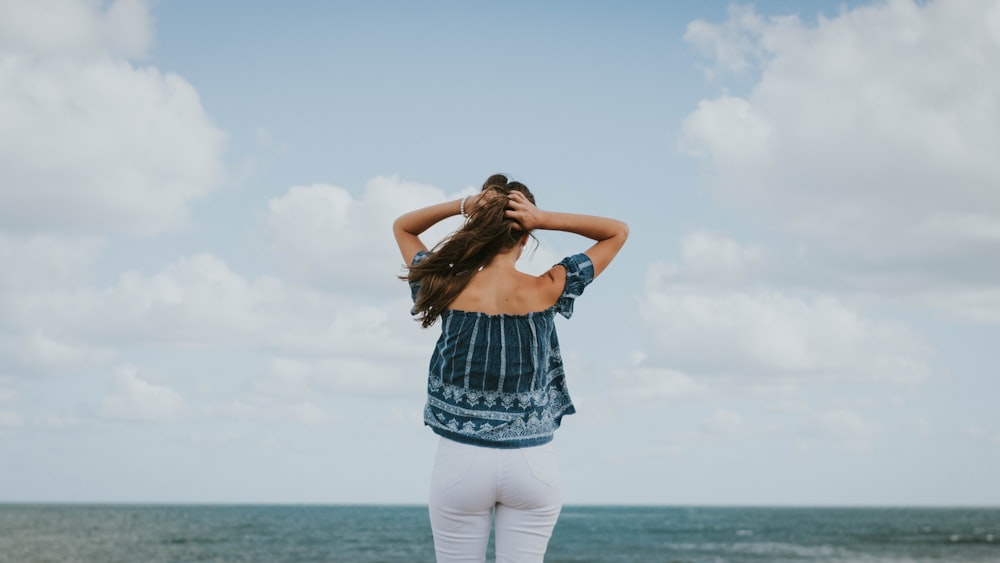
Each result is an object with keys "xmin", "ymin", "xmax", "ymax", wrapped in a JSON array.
[{"xmin": 1, "ymin": 0, "xmax": 999, "ymax": 506}]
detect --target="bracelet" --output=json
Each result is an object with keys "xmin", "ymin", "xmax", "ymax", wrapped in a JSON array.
[{"xmin": 459, "ymin": 196, "xmax": 468, "ymax": 217}]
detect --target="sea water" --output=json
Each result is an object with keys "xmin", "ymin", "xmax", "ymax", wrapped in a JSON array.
[{"xmin": 1, "ymin": 504, "xmax": 997, "ymax": 562}]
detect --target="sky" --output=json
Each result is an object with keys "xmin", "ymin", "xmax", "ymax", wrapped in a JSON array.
[{"xmin": 1, "ymin": 0, "xmax": 999, "ymax": 506}]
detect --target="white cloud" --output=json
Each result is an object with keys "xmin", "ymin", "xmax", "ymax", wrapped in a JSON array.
[
  {"xmin": 635, "ymin": 234, "xmax": 930, "ymax": 385},
  {"xmin": 189, "ymin": 430, "xmax": 246, "ymax": 446},
  {"xmin": 0, "ymin": 387, "xmax": 17, "ymax": 403},
  {"xmin": 911, "ymin": 286, "xmax": 1000, "ymax": 323},
  {"xmin": 0, "ymin": 253, "xmax": 271, "ymax": 351},
  {"xmin": 641, "ymin": 409, "xmax": 783, "ymax": 459},
  {"xmin": 810, "ymin": 408, "xmax": 881, "ymax": 452},
  {"xmin": 684, "ymin": 4, "xmax": 771, "ymax": 78},
  {"xmin": 614, "ymin": 366, "xmax": 711, "ymax": 402},
  {"xmin": 617, "ymin": 230, "xmax": 931, "ymax": 410},
  {"xmin": 699, "ymin": 409, "xmax": 784, "ymax": 442},
  {"xmin": 680, "ymin": 0, "xmax": 1000, "ymax": 299},
  {"xmin": 644, "ymin": 407, "xmax": 880, "ymax": 458},
  {"xmin": 0, "ymin": 56, "xmax": 227, "ymax": 234},
  {"xmin": 35, "ymin": 414, "xmax": 83, "ymax": 429},
  {"xmin": 0, "ymin": 233, "xmax": 103, "ymax": 291},
  {"xmin": 966, "ymin": 425, "xmax": 989, "ymax": 439},
  {"xmin": 203, "ymin": 399, "xmax": 337, "ymax": 427},
  {"xmin": 203, "ymin": 343, "xmax": 429, "ymax": 427},
  {"xmin": 0, "ymin": 0, "xmax": 234, "ymax": 379},
  {"xmin": 0, "ymin": 0, "xmax": 227, "ymax": 235},
  {"xmin": 9, "ymin": 252, "xmax": 426, "ymax": 356},
  {"xmin": 7, "ymin": 331, "xmax": 115, "ymax": 373},
  {"xmin": 0, "ymin": 234, "xmax": 115, "ymax": 374},
  {"xmin": 94, "ymin": 254, "xmax": 275, "ymax": 347},
  {"xmin": 99, "ymin": 364, "xmax": 186, "ymax": 421},
  {"xmin": 264, "ymin": 176, "xmax": 450, "ymax": 293},
  {"xmin": 703, "ymin": 409, "xmax": 749, "ymax": 436},
  {"xmin": 1, "ymin": 247, "xmax": 436, "ymax": 403},
  {"xmin": 0, "ymin": 409, "xmax": 24, "ymax": 428},
  {"xmin": 678, "ymin": 230, "xmax": 762, "ymax": 284},
  {"xmin": 907, "ymin": 416, "xmax": 932, "ymax": 437},
  {"xmin": 0, "ymin": 0, "xmax": 152, "ymax": 58},
  {"xmin": 813, "ymin": 408, "xmax": 878, "ymax": 439},
  {"xmin": 377, "ymin": 406, "xmax": 425, "ymax": 431},
  {"xmin": 966, "ymin": 425, "xmax": 1000, "ymax": 447},
  {"xmin": 642, "ymin": 284, "xmax": 927, "ymax": 383},
  {"xmin": 265, "ymin": 356, "xmax": 417, "ymax": 396}
]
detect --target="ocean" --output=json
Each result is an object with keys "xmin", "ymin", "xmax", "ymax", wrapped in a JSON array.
[{"xmin": 0, "ymin": 505, "xmax": 997, "ymax": 562}]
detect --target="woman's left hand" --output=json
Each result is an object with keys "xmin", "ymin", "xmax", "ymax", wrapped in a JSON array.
[{"xmin": 505, "ymin": 190, "xmax": 546, "ymax": 231}]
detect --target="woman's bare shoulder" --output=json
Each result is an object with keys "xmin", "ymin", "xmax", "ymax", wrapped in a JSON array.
[{"xmin": 533, "ymin": 264, "xmax": 566, "ymax": 304}]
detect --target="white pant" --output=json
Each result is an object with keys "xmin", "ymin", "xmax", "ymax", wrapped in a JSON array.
[{"xmin": 428, "ymin": 437, "xmax": 563, "ymax": 563}]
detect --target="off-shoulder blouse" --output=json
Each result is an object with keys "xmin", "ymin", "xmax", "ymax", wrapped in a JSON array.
[{"xmin": 409, "ymin": 252, "xmax": 595, "ymax": 448}]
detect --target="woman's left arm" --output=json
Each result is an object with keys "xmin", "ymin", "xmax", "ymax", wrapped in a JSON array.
[{"xmin": 393, "ymin": 197, "xmax": 470, "ymax": 263}]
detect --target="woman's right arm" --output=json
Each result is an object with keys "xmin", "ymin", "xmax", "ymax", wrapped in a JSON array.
[
  {"xmin": 393, "ymin": 197, "xmax": 471, "ymax": 264},
  {"xmin": 505, "ymin": 191, "xmax": 628, "ymax": 278}
]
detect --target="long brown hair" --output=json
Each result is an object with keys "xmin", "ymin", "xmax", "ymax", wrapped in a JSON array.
[{"xmin": 404, "ymin": 174, "xmax": 536, "ymax": 327}]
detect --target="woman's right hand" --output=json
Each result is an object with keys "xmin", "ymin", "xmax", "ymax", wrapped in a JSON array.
[{"xmin": 463, "ymin": 191, "xmax": 487, "ymax": 217}]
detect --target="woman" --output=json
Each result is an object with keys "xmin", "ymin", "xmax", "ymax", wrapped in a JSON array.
[{"xmin": 393, "ymin": 174, "xmax": 628, "ymax": 562}]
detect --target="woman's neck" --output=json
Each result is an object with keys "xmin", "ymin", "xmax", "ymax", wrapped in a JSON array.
[{"xmin": 484, "ymin": 246, "xmax": 522, "ymax": 271}]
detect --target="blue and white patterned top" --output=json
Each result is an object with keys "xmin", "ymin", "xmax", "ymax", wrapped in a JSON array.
[{"xmin": 409, "ymin": 251, "xmax": 595, "ymax": 448}]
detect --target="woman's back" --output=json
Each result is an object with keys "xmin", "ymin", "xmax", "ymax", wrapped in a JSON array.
[{"xmin": 447, "ymin": 259, "xmax": 565, "ymax": 316}]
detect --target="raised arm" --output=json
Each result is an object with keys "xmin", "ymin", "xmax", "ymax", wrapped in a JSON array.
[
  {"xmin": 393, "ymin": 198, "xmax": 464, "ymax": 263},
  {"xmin": 505, "ymin": 191, "xmax": 628, "ymax": 278},
  {"xmin": 393, "ymin": 192, "xmax": 494, "ymax": 263}
]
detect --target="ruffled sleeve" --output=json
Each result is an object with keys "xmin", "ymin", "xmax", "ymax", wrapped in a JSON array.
[
  {"xmin": 553, "ymin": 253, "xmax": 595, "ymax": 319},
  {"xmin": 408, "ymin": 250, "xmax": 431, "ymax": 306}
]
